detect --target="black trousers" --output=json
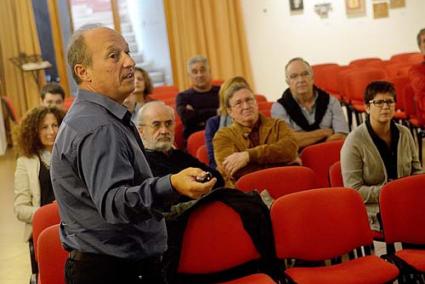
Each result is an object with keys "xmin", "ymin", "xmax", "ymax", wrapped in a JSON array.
[{"xmin": 65, "ymin": 251, "xmax": 166, "ymax": 284}]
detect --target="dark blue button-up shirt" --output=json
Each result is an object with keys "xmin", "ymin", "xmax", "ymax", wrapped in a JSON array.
[{"xmin": 51, "ymin": 89, "xmax": 179, "ymax": 260}]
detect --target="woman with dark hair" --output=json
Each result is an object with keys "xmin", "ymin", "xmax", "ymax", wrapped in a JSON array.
[
  {"xmin": 14, "ymin": 106, "xmax": 65, "ymax": 241},
  {"xmin": 123, "ymin": 67, "xmax": 154, "ymax": 123},
  {"xmin": 341, "ymin": 81, "xmax": 423, "ymax": 230}
]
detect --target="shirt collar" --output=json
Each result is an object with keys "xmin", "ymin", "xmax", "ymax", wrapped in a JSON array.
[{"xmin": 77, "ymin": 88, "xmax": 130, "ymax": 122}]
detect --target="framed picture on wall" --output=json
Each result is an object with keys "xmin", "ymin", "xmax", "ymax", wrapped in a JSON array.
[
  {"xmin": 373, "ymin": 2, "xmax": 389, "ymax": 18},
  {"xmin": 390, "ymin": 0, "xmax": 405, "ymax": 9},
  {"xmin": 289, "ymin": 0, "xmax": 304, "ymax": 12},
  {"xmin": 345, "ymin": 0, "xmax": 366, "ymax": 17}
]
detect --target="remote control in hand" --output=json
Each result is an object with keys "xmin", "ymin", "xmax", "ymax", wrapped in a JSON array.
[{"xmin": 195, "ymin": 172, "xmax": 212, "ymax": 183}]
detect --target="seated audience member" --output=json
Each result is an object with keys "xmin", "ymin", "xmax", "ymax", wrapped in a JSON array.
[
  {"xmin": 213, "ymin": 82, "xmax": 299, "ymax": 187},
  {"xmin": 341, "ymin": 81, "xmax": 423, "ymax": 230},
  {"xmin": 409, "ymin": 28, "xmax": 425, "ymax": 122},
  {"xmin": 205, "ymin": 76, "xmax": 249, "ymax": 169},
  {"xmin": 40, "ymin": 82, "xmax": 66, "ymax": 110},
  {"xmin": 272, "ymin": 57, "xmax": 348, "ymax": 148},
  {"xmin": 137, "ymin": 101, "xmax": 224, "ymax": 188},
  {"xmin": 14, "ymin": 106, "xmax": 65, "ymax": 241},
  {"xmin": 176, "ymin": 55, "xmax": 220, "ymax": 139},
  {"xmin": 123, "ymin": 67, "xmax": 154, "ymax": 124}
]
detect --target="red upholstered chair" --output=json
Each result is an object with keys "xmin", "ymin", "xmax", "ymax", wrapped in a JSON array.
[
  {"xmin": 212, "ymin": 79, "xmax": 224, "ymax": 86},
  {"xmin": 174, "ymin": 120, "xmax": 185, "ymax": 150},
  {"xmin": 32, "ymin": 202, "xmax": 61, "ymax": 265},
  {"xmin": 255, "ymin": 94, "xmax": 268, "ymax": 103},
  {"xmin": 270, "ymin": 188, "xmax": 399, "ymax": 284},
  {"xmin": 196, "ymin": 144, "xmax": 209, "ymax": 165},
  {"xmin": 63, "ymin": 96, "xmax": 75, "ymax": 111},
  {"xmin": 380, "ymin": 174, "xmax": 425, "ymax": 281},
  {"xmin": 235, "ymin": 166, "xmax": 317, "ymax": 200},
  {"xmin": 37, "ymin": 224, "xmax": 67, "ymax": 284},
  {"xmin": 300, "ymin": 140, "xmax": 344, "ymax": 188},
  {"xmin": 390, "ymin": 52, "xmax": 423, "ymax": 64},
  {"xmin": 258, "ymin": 101, "xmax": 273, "ymax": 117},
  {"xmin": 151, "ymin": 92, "xmax": 178, "ymax": 102},
  {"xmin": 177, "ymin": 201, "xmax": 276, "ymax": 283},
  {"xmin": 221, "ymin": 274, "xmax": 276, "ymax": 283},
  {"xmin": 329, "ymin": 161, "xmax": 343, "ymax": 187},
  {"xmin": 349, "ymin": 57, "xmax": 384, "ymax": 68},
  {"xmin": 152, "ymin": 85, "xmax": 179, "ymax": 96},
  {"xmin": 311, "ymin": 63, "xmax": 342, "ymax": 99},
  {"xmin": 187, "ymin": 130, "xmax": 206, "ymax": 157}
]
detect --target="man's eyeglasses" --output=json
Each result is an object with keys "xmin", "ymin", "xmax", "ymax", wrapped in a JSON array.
[
  {"xmin": 139, "ymin": 120, "xmax": 174, "ymax": 130},
  {"xmin": 287, "ymin": 70, "xmax": 311, "ymax": 81},
  {"xmin": 368, "ymin": 99, "xmax": 395, "ymax": 108},
  {"xmin": 230, "ymin": 97, "xmax": 256, "ymax": 109}
]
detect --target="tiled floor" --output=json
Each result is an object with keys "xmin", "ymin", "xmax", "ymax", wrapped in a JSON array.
[{"xmin": 0, "ymin": 148, "xmax": 31, "ymax": 284}]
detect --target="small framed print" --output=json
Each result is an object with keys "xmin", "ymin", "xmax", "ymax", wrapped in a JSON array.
[
  {"xmin": 390, "ymin": 0, "xmax": 405, "ymax": 9},
  {"xmin": 373, "ymin": 2, "xmax": 389, "ymax": 19},
  {"xmin": 345, "ymin": 0, "xmax": 366, "ymax": 17},
  {"xmin": 289, "ymin": 0, "xmax": 304, "ymax": 12}
]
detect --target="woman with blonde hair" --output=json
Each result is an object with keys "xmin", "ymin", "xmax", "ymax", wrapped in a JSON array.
[{"xmin": 205, "ymin": 76, "xmax": 249, "ymax": 168}]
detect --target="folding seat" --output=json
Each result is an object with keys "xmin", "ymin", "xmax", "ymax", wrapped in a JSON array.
[
  {"xmin": 271, "ymin": 188, "xmax": 399, "ymax": 284},
  {"xmin": 300, "ymin": 140, "xmax": 344, "ymax": 188},
  {"xmin": 186, "ymin": 130, "xmax": 206, "ymax": 156},
  {"xmin": 174, "ymin": 120, "xmax": 185, "ymax": 150},
  {"xmin": 30, "ymin": 202, "xmax": 60, "ymax": 282},
  {"xmin": 380, "ymin": 174, "xmax": 425, "ymax": 283},
  {"xmin": 258, "ymin": 101, "xmax": 273, "ymax": 117},
  {"xmin": 196, "ymin": 144, "xmax": 209, "ymax": 165},
  {"xmin": 349, "ymin": 57, "xmax": 384, "ymax": 68},
  {"xmin": 329, "ymin": 161, "xmax": 343, "ymax": 187},
  {"xmin": 212, "ymin": 79, "xmax": 224, "ymax": 86},
  {"xmin": 342, "ymin": 67, "xmax": 388, "ymax": 125},
  {"xmin": 176, "ymin": 201, "xmax": 277, "ymax": 283},
  {"xmin": 255, "ymin": 94, "xmax": 268, "ymax": 103},
  {"xmin": 235, "ymin": 166, "xmax": 317, "ymax": 199},
  {"xmin": 390, "ymin": 52, "xmax": 423, "ymax": 64},
  {"xmin": 311, "ymin": 63, "xmax": 342, "ymax": 99},
  {"xmin": 37, "ymin": 224, "xmax": 68, "ymax": 284}
]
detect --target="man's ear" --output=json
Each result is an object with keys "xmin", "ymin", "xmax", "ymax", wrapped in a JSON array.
[{"xmin": 74, "ymin": 64, "xmax": 91, "ymax": 82}]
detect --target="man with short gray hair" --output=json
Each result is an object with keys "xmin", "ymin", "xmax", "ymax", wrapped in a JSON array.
[
  {"xmin": 272, "ymin": 57, "xmax": 348, "ymax": 148},
  {"xmin": 176, "ymin": 55, "xmax": 220, "ymax": 139}
]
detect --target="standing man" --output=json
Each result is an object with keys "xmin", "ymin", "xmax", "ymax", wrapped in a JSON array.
[
  {"xmin": 409, "ymin": 28, "xmax": 425, "ymax": 124},
  {"xmin": 272, "ymin": 57, "xmax": 348, "ymax": 148},
  {"xmin": 176, "ymin": 55, "xmax": 220, "ymax": 139},
  {"xmin": 40, "ymin": 82, "xmax": 65, "ymax": 110},
  {"xmin": 51, "ymin": 26, "xmax": 216, "ymax": 284}
]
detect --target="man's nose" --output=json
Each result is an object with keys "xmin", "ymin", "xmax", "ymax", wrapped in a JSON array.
[{"xmin": 123, "ymin": 52, "xmax": 135, "ymax": 68}]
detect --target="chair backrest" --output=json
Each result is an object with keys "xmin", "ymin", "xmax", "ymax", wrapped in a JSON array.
[
  {"xmin": 151, "ymin": 92, "xmax": 178, "ymax": 102},
  {"xmin": 258, "ymin": 101, "xmax": 273, "ymax": 117},
  {"xmin": 178, "ymin": 201, "xmax": 261, "ymax": 274},
  {"xmin": 300, "ymin": 140, "xmax": 344, "ymax": 188},
  {"xmin": 174, "ymin": 121, "xmax": 185, "ymax": 150},
  {"xmin": 390, "ymin": 52, "xmax": 423, "ymax": 64},
  {"xmin": 311, "ymin": 63, "xmax": 341, "ymax": 95},
  {"xmin": 32, "ymin": 202, "xmax": 60, "ymax": 260},
  {"xmin": 349, "ymin": 57, "xmax": 383, "ymax": 68},
  {"xmin": 37, "ymin": 224, "xmax": 67, "ymax": 284},
  {"xmin": 212, "ymin": 79, "xmax": 224, "ymax": 86},
  {"xmin": 380, "ymin": 174, "xmax": 425, "ymax": 244},
  {"xmin": 235, "ymin": 166, "xmax": 317, "ymax": 199},
  {"xmin": 271, "ymin": 188, "xmax": 373, "ymax": 261},
  {"xmin": 187, "ymin": 130, "xmax": 206, "ymax": 157},
  {"xmin": 402, "ymin": 85, "xmax": 418, "ymax": 118},
  {"xmin": 255, "ymin": 94, "xmax": 268, "ymax": 103},
  {"xmin": 63, "ymin": 96, "xmax": 75, "ymax": 111},
  {"xmin": 342, "ymin": 67, "xmax": 388, "ymax": 104},
  {"xmin": 196, "ymin": 144, "xmax": 209, "ymax": 165},
  {"xmin": 329, "ymin": 161, "xmax": 343, "ymax": 187}
]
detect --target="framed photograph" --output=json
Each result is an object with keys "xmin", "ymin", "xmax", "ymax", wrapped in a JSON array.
[
  {"xmin": 373, "ymin": 2, "xmax": 389, "ymax": 19},
  {"xmin": 390, "ymin": 0, "xmax": 405, "ymax": 9},
  {"xmin": 289, "ymin": 0, "xmax": 304, "ymax": 12},
  {"xmin": 345, "ymin": 0, "xmax": 366, "ymax": 17}
]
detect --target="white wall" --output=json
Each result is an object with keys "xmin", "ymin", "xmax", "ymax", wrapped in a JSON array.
[{"xmin": 241, "ymin": 0, "xmax": 425, "ymax": 101}]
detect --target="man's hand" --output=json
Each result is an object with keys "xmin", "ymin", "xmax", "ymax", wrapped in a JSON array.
[
  {"xmin": 222, "ymin": 151, "xmax": 250, "ymax": 178},
  {"xmin": 321, "ymin": 128, "xmax": 334, "ymax": 137},
  {"xmin": 185, "ymin": 104, "xmax": 194, "ymax": 111},
  {"xmin": 170, "ymin": 167, "xmax": 216, "ymax": 199}
]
